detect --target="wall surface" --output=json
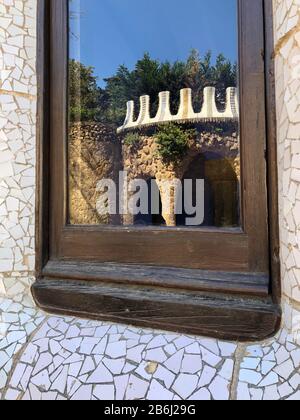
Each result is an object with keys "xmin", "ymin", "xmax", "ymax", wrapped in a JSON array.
[{"xmin": 0, "ymin": 0, "xmax": 300, "ymax": 400}]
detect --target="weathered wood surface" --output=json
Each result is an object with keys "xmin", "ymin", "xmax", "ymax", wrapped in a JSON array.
[
  {"xmin": 43, "ymin": 261, "xmax": 269, "ymax": 297},
  {"xmin": 32, "ymin": 278, "xmax": 281, "ymax": 342}
]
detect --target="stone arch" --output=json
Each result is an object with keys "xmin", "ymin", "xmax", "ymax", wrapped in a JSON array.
[
  {"xmin": 204, "ymin": 152, "xmax": 240, "ymax": 227},
  {"xmin": 133, "ymin": 177, "xmax": 165, "ymax": 226},
  {"xmin": 176, "ymin": 152, "xmax": 240, "ymax": 227}
]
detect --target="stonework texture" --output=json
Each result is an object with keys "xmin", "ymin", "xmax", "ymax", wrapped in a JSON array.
[
  {"xmin": 69, "ymin": 122, "xmax": 122, "ymax": 225},
  {"xmin": 122, "ymin": 125, "xmax": 239, "ymax": 227},
  {"xmin": 0, "ymin": 0, "xmax": 299, "ymax": 400},
  {"xmin": 69, "ymin": 122, "xmax": 239, "ymax": 228}
]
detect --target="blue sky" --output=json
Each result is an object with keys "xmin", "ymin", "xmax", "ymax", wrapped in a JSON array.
[{"xmin": 70, "ymin": 0, "xmax": 238, "ymax": 87}]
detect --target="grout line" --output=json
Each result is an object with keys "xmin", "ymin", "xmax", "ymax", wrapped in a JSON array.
[
  {"xmin": 0, "ymin": 89, "xmax": 37, "ymax": 101},
  {"xmin": 230, "ymin": 343, "xmax": 246, "ymax": 401},
  {"xmin": 1, "ymin": 313, "xmax": 49, "ymax": 401},
  {"xmin": 282, "ymin": 294, "xmax": 300, "ymax": 312},
  {"xmin": 273, "ymin": 19, "xmax": 300, "ymax": 58}
]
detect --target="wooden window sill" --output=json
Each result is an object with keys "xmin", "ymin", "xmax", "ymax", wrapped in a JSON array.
[{"xmin": 32, "ymin": 262, "xmax": 281, "ymax": 342}]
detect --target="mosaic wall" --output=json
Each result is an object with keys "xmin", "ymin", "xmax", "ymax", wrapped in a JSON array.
[
  {"xmin": 275, "ymin": 0, "xmax": 300, "ymax": 305},
  {"xmin": 0, "ymin": 0, "xmax": 299, "ymax": 400}
]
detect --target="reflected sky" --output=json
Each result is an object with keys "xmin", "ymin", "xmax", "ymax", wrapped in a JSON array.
[{"xmin": 69, "ymin": 0, "xmax": 238, "ymax": 87}]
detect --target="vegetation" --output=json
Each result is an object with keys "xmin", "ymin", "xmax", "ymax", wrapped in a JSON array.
[
  {"xmin": 69, "ymin": 60, "xmax": 103, "ymax": 122},
  {"xmin": 69, "ymin": 50, "xmax": 237, "ymax": 126},
  {"xmin": 123, "ymin": 132, "xmax": 141, "ymax": 148},
  {"xmin": 156, "ymin": 124, "xmax": 196, "ymax": 164}
]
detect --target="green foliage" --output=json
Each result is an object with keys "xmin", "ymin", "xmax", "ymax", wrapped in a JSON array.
[
  {"xmin": 69, "ymin": 59, "xmax": 104, "ymax": 122},
  {"xmin": 156, "ymin": 124, "xmax": 196, "ymax": 164},
  {"xmin": 124, "ymin": 132, "xmax": 141, "ymax": 148},
  {"xmin": 69, "ymin": 50, "xmax": 237, "ymax": 126},
  {"xmin": 215, "ymin": 127, "xmax": 225, "ymax": 134},
  {"xmin": 103, "ymin": 50, "xmax": 237, "ymax": 125}
]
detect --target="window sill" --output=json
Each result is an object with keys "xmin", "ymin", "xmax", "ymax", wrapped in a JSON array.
[{"xmin": 32, "ymin": 262, "xmax": 281, "ymax": 342}]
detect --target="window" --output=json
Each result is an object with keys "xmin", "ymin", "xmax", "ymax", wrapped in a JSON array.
[{"xmin": 34, "ymin": 0, "xmax": 281, "ymax": 341}]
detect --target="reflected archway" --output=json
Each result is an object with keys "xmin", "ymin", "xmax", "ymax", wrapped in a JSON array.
[
  {"xmin": 134, "ymin": 178, "xmax": 165, "ymax": 226},
  {"xmin": 177, "ymin": 152, "xmax": 240, "ymax": 227}
]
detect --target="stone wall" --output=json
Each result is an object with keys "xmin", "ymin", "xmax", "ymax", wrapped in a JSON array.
[
  {"xmin": 0, "ymin": 0, "xmax": 300, "ymax": 401},
  {"xmin": 69, "ymin": 121, "xmax": 239, "ymax": 227},
  {"xmin": 69, "ymin": 122, "xmax": 122, "ymax": 225},
  {"xmin": 122, "ymin": 124, "xmax": 240, "ymax": 227}
]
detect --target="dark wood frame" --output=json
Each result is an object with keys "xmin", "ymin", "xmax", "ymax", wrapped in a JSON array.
[{"xmin": 33, "ymin": 0, "xmax": 281, "ymax": 341}]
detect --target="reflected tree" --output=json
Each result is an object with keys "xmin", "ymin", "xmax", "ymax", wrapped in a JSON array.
[{"xmin": 69, "ymin": 50, "xmax": 237, "ymax": 126}]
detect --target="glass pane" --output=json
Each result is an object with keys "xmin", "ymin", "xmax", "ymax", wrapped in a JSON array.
[{"xmin": 68, "ymin": 0, "xmax": 240, "ymax": 228}]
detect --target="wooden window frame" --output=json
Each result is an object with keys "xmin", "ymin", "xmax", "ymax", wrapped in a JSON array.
[{"xmin": 33, "ymin": 0, "xmax": 281, "ymax": 341}]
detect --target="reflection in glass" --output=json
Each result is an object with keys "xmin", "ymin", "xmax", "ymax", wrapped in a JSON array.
[{"xmin": 68, "ymin": 0, "xmax": 240, "ymax": 228}]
